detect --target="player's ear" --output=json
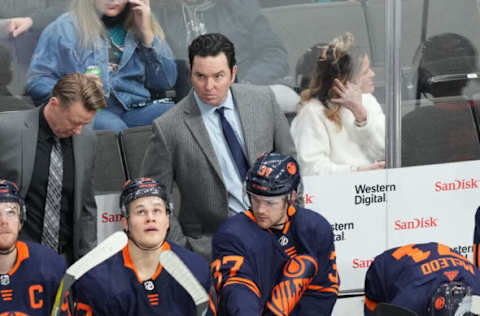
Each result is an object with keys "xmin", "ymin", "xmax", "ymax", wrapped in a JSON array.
[{"xmin": 121, "ymin": 217, "xmax": 128, "ymax": 232}]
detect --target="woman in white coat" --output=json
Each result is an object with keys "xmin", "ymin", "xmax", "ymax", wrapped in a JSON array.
[{"xmin": 291, "ymin": 32, "xmax": 385, "ymax": 175}]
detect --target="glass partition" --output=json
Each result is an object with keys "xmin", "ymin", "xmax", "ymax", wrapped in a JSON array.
[{"xmin": 400, "ymin": 0, "xmax": 480, "ymax": 167}]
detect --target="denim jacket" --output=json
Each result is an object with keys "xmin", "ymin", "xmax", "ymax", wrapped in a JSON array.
[{"xmin": 26, "ymin": 13, "xmax": 178, "ymax": 109}]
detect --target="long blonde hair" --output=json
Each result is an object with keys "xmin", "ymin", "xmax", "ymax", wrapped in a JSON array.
[
  {"xmin": 71, "ymin": 0, "xmax": 165, "ymax": 48},
  {"xmin": 300, "ymin": 32, "xmax": 367, "ymax": 128}
]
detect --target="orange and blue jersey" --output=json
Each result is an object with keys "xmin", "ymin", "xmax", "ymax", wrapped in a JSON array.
[
  {"xmin": 473, "ymin": 206, "xmax": 480, "ymax": 267},
  {"xmin": 364, "ymin": 242, "xmax": 480, "ymax": 316},
  {"xmin": 0, "ymin": 241, "xmax": 66, "ymax": 316},
  {"xmin": 211, "ymin": 205, "xmax": 339, "ymax": 316},
  {"xmin": 73, "ymin": 241, "xmax": 213, "ymax": 316}
]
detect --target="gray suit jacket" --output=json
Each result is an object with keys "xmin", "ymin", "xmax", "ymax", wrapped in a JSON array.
[
  {"xmin": 142, "ymin": 84, "xmax": 298, "ymax": 260},
  {"xmin": 0, "ymin": 107, "xmax": 97, "ymax": 260}
]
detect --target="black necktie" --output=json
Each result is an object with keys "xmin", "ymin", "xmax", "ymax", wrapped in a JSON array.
[{"xmin": 215, "ymin": 107, "xmax": 249, "ymax": 181}]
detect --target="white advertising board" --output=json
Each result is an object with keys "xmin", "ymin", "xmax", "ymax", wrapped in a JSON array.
[
  {"xmin": 95, "ymin": 193, "xmax": 123, "ymax": 242},
  {"xmin": 303, "ymin": 160, "xmax": 480, "ymax": 293}
]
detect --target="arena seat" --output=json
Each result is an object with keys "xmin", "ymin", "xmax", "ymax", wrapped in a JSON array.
[
  {"xmin": 119, "ymin": 125, "xmax": 183, "ymax": 215},
  {"xmin": 402, "ymin": 96, "xmax": 480, "ymax": 166},
  {"xmin": 118, "ymin": 125, "xmax": 152, "ymax": 179},
  {"xmin": 0, "ymin": 96, "xmax": 34, "ymax": 112},
  {"xmin": 94, "ymin": 130, "xmax": 126, "ymax": 194}
]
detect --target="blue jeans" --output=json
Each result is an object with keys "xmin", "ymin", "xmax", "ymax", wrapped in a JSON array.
[{"xmin": 94, "ymin": 101, "xmax": 175, "ymax": 133}]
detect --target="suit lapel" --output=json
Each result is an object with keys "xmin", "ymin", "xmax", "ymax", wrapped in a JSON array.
[
  {"xmin": 183, "ymin": 93, "xmax": 223, "ymax": 180},
  {"xmin": 21, "ymin": 109, "xmax": 40, "ymax": 196},
  {"xmin": 231, "ymin": 85, "xmax": 258, "ymax": 164}
]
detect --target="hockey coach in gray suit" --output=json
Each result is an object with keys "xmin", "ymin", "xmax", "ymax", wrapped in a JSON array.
[
  {"xmin": 0, "ymin": 73, "xmax": 105, "ymax": 262},
  {"xmin": 142, "ymin": 33, "xmax": 299, "ymax": 260}
]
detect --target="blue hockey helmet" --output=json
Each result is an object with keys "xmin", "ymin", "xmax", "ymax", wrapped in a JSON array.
[
  {"xmin": 245, "ymin": 152, "xmax": 300, "ymax": 197},
  {"xmin": 0, "ymin": 179, "xmax": 26, "ymax": 223},
  {"xmin": 119, "ymin": 178, "xmax": 172, "ymax": 218}
]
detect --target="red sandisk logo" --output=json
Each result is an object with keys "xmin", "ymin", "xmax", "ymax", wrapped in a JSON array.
[
  {"xmin": 304, "ymin": 193, "xmax": 314, "ymax": 204},
  {"xmin": 394, "ymin": 217, "xmax": 438, "ymax": 230},
  {"xmin": 434, "ymin": 178, "xmax": 479, "ymax": 192},
  {"xmin": 352, "ymin": 258, "xmax": 374, "ymax": 269},
  {"xmin": 101, "ymin": 212, "xmax": 123, "ymax": 223}
]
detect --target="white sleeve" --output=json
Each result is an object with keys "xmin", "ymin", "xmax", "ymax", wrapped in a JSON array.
[
  {"xmin": 291, "ymin": 103, "xmax": 354, "ymax": 175},
  {"xmin": 349, "ymin": 93, "xmax": 386, "ymax": 161}
]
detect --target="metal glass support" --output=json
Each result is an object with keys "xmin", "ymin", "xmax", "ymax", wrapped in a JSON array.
[{"xmin": 385, "ymin": 0, "xmax": 402, "ymax": 168}]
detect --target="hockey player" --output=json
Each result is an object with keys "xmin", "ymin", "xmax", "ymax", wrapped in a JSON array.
[
  {"xmin": 364, "ymin": 242, "xmax": 480, "ymax": 316},
  {"xmin": 0, "ymin": 179, "xmax": 67, "ymax": 315},
  {"xmin": 211, "ymin": 152, "xmax": 339, "ymax": 316},
  {"xmin": 473, "ymin": 207, "xmax": 480, "ymax": 268},
  {"xmin": 73, "ymin": 177, "xmax": 212, "ymax": 315}
]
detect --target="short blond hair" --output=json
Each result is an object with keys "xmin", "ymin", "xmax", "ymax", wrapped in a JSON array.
[{"xmin": 51, "ymin": 73, "xmax": 106, "ymax": 111}]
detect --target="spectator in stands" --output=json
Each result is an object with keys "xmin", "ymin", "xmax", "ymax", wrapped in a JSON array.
[
  {"xmin": 151, "ymin": 0, "xmax": 289, "ymax": 101},
  {"xmin": 290, "ymin": 32, "xmax": 385, "ymax": 175},
  {"xmin": 27, "ymin": 0, "xmax": 178, "ymax": 132},
  {"xmin": 141, "ymin": 33, "xmax": 298, "ymax": 260},
  {"xmin": 0, "ymin": 73, "xmax": 105, "ymax": 263},
  {"xmin": 0, "ymin": 0, "xmax": 67, "ymax": 97},
  {"xmin": 0, "ymin": 0, "xmax": 66, "ymax": 39},
  {"xmin": 402, "ymin": 33, "xmax": 480, "ymax": 166}
]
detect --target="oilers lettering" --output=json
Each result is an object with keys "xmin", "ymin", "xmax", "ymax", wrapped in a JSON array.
[
  {"xmin": 420, "ymin": 257, "xmax": 474, "ymax": 275},
  {"xmin": 101, "ymin": 212, "xmax": 123, "ymax": 223},
  {"xmin": 267, "ymin": 278, "xmax": 308, "ymax": 315},
  {"xmin": 266, "ymin": 255, "xmax": 318, "ymax": 315}
]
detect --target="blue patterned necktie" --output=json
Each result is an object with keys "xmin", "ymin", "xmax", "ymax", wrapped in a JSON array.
[
  {"xmin": 215, "ymin": 107, "xmax": 249, "ymax": 181},
  {"xmin": 42, "ymin": 137, "xmax": 63, "ymax": 251}
]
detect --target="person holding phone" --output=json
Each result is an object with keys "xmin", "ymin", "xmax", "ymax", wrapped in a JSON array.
[
  {"xmin": 26, "ymin": 0, "xmax": 177, "ymax": 132},
  {"xmin": 290, "ymin": 32, "xmax": 385, "ymax": 175}
]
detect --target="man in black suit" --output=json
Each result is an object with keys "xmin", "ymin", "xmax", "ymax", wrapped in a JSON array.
[{"xmin": 0, "ymin": 73, "xmax": 105, "ymax": 262}]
